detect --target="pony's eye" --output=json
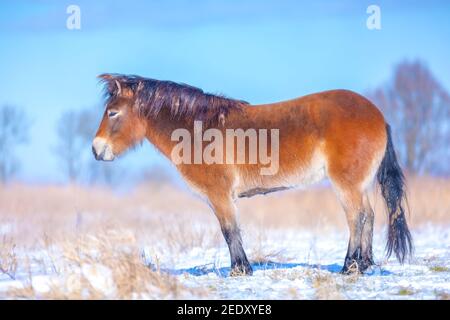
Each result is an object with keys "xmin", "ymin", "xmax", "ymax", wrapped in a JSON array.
[{"xmin": 108, "ymin": 110, "xmax": 119, "ymax": 118}]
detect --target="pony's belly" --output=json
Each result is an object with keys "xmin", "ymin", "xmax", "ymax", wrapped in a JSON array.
[
  {"xmin": 283, "ymin": 164, "xmax": 327, "ymax": 188},
  {"xmin": 236, "ymin": 151, "xmax": 327, "ymax": 198},
  {"xmin": 284, "ymin": 150, "xmax": 328, "ymax": 187}
]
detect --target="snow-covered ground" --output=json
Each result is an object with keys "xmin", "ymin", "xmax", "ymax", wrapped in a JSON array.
[
  {"xmin": 0, "ymin": 223, "xmax": 449, "ymax": 299},
  {"xmin": 154, "ymin": 225, "xmax": 450, "ymax": 299}
]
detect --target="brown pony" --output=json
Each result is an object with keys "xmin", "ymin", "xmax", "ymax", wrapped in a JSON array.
[{"xmin": 92, "ymin": 74, "xmax": 412, "ymax": 275}]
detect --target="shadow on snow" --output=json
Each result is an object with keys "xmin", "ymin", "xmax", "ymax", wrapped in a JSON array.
[{"xmin": 151, "ymin": 261, "xmax": 392, "ymax": 277}]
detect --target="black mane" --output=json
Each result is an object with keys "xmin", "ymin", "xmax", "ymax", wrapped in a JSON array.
[{"xmin": 99, "ymin": 74, "xmax": 248, "ymax": 124}]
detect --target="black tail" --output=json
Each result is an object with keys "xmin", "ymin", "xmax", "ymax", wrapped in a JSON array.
[{"xmin": 377, "ymin": 124, "xmax": 413, "ymax": 263}]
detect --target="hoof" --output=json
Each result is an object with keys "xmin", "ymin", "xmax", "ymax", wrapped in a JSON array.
[
  {"xmin": 230, "ymin": 262, "xmax": 253, "ymax": 276},
  {"xmin": 341, "ymin": 257, "xmax": 374, "ymax": 274},
  {"xmin": 340, "ymin": 260, "xmax": 362, "ymax": 275}
]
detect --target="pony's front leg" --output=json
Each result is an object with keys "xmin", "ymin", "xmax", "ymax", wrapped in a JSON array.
[{"xmin": 208, "ymin": 195, "xmax": 252, "ymax": 276}]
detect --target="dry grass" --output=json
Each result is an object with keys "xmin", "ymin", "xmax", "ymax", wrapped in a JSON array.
[
  {"xmin": 0, "ymin": 176, "xmax": 448, "ymax": 243},
  {"xmin": 0, "ymin": 176, "xmax": 449, "ymax": 299},
  {"xmin": 0, "ymin": 182, "xmax": 214, "ymax": 299},
  {"xmin": 429, "ymin": 265, "xmax": 450, "ymax": 272},
  {"xmin": 6, "ymin": 230, "xmax": 206, "ymax": 299},
  {"xmin": 311, "ymin": 272, "xmax": 343, "ymax": 300},
  {"xmin": 238, "ymin": 176, "xmax": 450, "ymax": 229},
  {"xmin": 397, "ymin": 287, "xmax": 415, "ymax": 296},
  {"xmin": 0, "ymin": 236, "xmax": 18, "ymax": 280},
  {"xmin": 250, "ymin": 248, "xmax": 287, "ymax": 265}
]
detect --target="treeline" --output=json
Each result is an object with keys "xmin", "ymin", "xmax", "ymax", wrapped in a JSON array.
[
  {"xmin": 367, "ymin": 60, "xmax": 450, "ymax": 175},
  {"xmin": 0, "ymin": 105, "xmax": 124, "ymax": 185},
  {"xmin": 1, "ymin": 59, "xmax": 449, "ymax": 184}
]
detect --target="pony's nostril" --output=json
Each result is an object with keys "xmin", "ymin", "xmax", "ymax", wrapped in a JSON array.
[
  {"xmin": 92, "ymin": 145, "xmax": 98, "ymax": 159},
  {"xmin": 92, "ymin": 137, "xmax": 114, "ymax": 161}
]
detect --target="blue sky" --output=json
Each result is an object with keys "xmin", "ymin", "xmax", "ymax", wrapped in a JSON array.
[{"xmin": 1, "ymin": 0, "xmax": 449, "ymax": 183}]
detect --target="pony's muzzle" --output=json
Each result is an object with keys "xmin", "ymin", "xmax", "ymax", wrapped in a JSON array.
[{"xmin": 92, "ymin": 137, "xmax": 115, "ymax": 161}]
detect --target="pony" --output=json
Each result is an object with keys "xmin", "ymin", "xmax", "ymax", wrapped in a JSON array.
[{"xmin": 92, "ymin": 73, "xmax": 413, "ymax": 275}]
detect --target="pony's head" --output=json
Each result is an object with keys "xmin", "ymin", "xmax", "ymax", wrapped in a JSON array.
[
  {"xmin": 93, "ymin": 73, "xmax": 247, "ymax": 161},
  {"xmin": 92, "ymin": 74, "xmax": 147, "ymax": 161}
]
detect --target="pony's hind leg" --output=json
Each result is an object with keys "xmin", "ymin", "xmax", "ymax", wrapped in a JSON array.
[
  {"xmin": 361, "ymin": 193, "xmax": 375, "ymax": 267},
  {"xmin": 207, "ymin": 193, "xmax": 252, "ymax": 276},
  {"xmin": 333, "ymin": 185, "xmax": 374, "ymax": 273}
]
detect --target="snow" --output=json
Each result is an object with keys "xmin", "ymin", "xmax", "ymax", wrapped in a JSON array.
[
  {"xmin": 80, "ymin": 264, "xmax": 117, "ymax": 296},
  {"xmin": 0, "ymin": 224, "xmax": 449, "ymax": 299},
  {"xmin": 0, "ymin": 223, "xmax": 13, "ymax": 236},
  {"xmin": 151, "ymin": 225, "xmax": 450, "ymax": 299}
]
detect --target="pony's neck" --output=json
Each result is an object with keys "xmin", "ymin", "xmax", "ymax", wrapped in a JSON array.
[{"xmin": 144, "ymin": 109, "xmax": 190, "ymax": 159}]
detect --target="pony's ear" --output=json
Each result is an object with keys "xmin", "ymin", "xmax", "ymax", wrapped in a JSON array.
[
  {"xmin": 98, "ymin": 74, "xmax": 135, "ymax": 99},
  {"xmin": 98, "ymin": 73, "xmax": 118, "ymax": 97},
  {"xmin": 97, "ymin": 73, "xmax": 115, "ymax": 80},
  {"xmin": 98, "ymin": 74, "xmax": 130, "ymax": 98}
]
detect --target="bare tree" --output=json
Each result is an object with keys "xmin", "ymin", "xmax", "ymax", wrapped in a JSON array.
[
  {"xmin": 369, "ymin": 60, "xmax": 450, "ymax": 174},
  {"xmin": 0, "ymin": 105, "xmax": 29, "ymax": 184},
  {"xmin": 55, "ymin": 110, "xmax": 85, "ymax": 182}
]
